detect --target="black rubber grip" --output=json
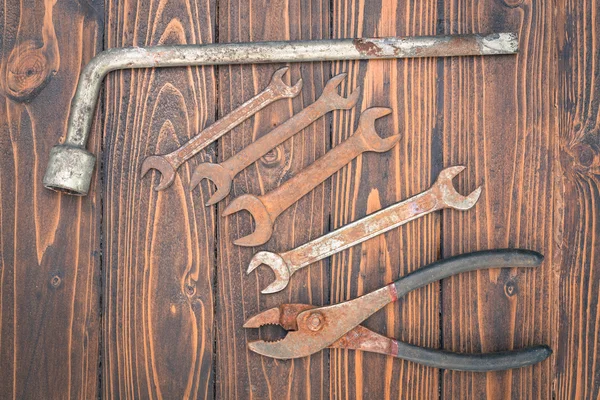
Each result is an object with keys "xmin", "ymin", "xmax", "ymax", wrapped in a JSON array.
[
  {"xmin": 394, "ymin": 249, "xmax": 543, "ymax": 298},
  {"xmin": 395, "ymin": 341, "xmax": 552, "ymax": 371}
]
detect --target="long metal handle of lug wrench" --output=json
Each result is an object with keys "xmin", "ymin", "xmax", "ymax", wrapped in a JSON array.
[
  {"xmin": 42, "ymin": 33, "xmax": 518, "ymax": 196},
  {"xmin": 247, "ymin": 166, "xmax": 482, "ymax": 293}
]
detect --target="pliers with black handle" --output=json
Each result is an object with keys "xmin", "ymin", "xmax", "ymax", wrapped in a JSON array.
[{"xmin": 244, "ymin": 249, "xmax": 552, "ymax": 371}]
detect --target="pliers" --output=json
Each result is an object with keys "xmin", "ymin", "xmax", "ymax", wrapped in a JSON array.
[{"xmin": 244, "ymin": 249, "xmax": 552, "ymax": 371}]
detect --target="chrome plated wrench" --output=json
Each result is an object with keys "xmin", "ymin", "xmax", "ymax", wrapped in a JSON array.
[
  {"xmin": 222, "ymin": 107, "xmax": 400, "ymax": 247},
  {"xmin": 140, "ymin": 67, "xmax": 302, "ymax": 191},
  {"xmin": 190, "ymin": 73, "xmax": 360, "ymax": 204},
  {"xmin": 247, "ymin": 166, "xmax": 482, "ymax": 293}
]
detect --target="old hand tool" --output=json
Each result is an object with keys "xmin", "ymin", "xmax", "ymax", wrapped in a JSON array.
[
  {"xmin": 190, "ymin": 73, "xmax": 360, "ymax": 204},
  {"xmin": 223, "ymin": 107, "xmax": 400, "ymax": 247},
  {"xmin": 244, "ymin": 249, "xmax": 552, "ymax": 370},
  {"xmin": 42, "ymin": 33, "xmax": 518, "ymax": 196},
  {"xmin": 140, "ymin": 67, "xmax": 302, "ymax": 191},
  {"xmin": 248, "ymin": 166, "xmax": 481, "ymax": 293}
]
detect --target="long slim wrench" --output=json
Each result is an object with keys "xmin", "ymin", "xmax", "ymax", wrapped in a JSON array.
[
  {"xmin": 140, "ymin": 67, "xmax": 302, "ymax": 191},
  {"xmin": 248, "ymin": 166, "xmax": 482, "ymax": 293},
  {"xmin": 244, "ymin": 249, "xmax": 552, "ymax": 370},
  {"xmin": 223, "ymin": 107, "xmax": 400, "ymax": 247},
  {"xmin": 190, "ymin": 73, "xmax": 360, "ymax": 204}
]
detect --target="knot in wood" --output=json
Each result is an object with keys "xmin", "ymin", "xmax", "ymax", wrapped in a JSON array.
[
  {"xmin": 5, "ymin": 41, "xmax": 56, "ymax": 102},
  {"xmin": 260, "ymin": 146, "xmax": 283, "ymax": 168},
  {"xmin": 504, "ymin": 279, "xmax": 517, "ymax": 297}
]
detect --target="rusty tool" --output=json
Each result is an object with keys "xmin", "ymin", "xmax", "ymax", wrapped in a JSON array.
[
  {"xmin": 140, "ymin": 67, "xmax": 302, "ymax": 191},
  {"xmin": 42, "ymin": 33, "xmax": 518, "ymax": 196},
  {"xmin": 244, "ymin": 249, "xmax": 552, "ymax": 370},
  {"xmin": 222, "ymin": 107, "xmax": 400, "ymax": 247},
  {"xmin": 248, "ymin": 166, "xmax": 481, "ymax": 293},
  {"xmin": 190, "ymin": 73, "xmax": 360, "ymax": 204}
]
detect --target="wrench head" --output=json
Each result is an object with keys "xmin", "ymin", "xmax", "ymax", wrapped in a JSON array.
[
  {"xmin": 270, "ymin": 67, "xmax": 303, "ymax": 97},
  {"xmin": 355, "ymin": 107, "xmax": 401, "ymax": 152},
  {"xmin": 433, "ymin": 166, "xmax": 482, "ymax": 210},
  {"xmin": 247, "ymin": 251, "xmax": 292, "ymax": 294},
  {"xmin": 140, "ymin": 155, "xmax": 177, "ymax": 191},
  {"xmin": 190, "ymin": 163, "xmax": 234, "ymax": 205},
  {"xmin": 222, "ymin": 194, "xmax": 275, "ymax": 246},
  {"xmin": 321, "ymin": 73, "xmax": 361, "ymax": 109}
]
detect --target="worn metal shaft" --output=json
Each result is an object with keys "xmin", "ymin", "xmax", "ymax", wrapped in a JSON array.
[{"xmin": 43, "ymin": 33, "xmax": 518, "ymax": 196}]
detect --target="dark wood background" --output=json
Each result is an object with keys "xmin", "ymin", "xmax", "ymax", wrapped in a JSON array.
[{"xmin": 0, "ymin": 0, "xmax": 598, "ymax": 398}]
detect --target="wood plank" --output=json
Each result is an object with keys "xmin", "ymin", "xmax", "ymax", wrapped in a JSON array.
[
  {"xmin": 0, "ymin": 0, "xmax": 103, "ymax": 398},
  {"xmin": 555, "ymin": 0, "xmax": 600, "ymax": 398},
  {"xmin": 214, "ymin": 0, "xmax": 330, "ymax": 398},
  {"xmin": 439, "ymin": 1, "xmax": 557, "ymax": 398},
  {"xmin": 102, "ymin": 0, "xmax": 217, "ymax": 398},
  {"xmin": 329, "ymin": 1, "xmax": 441, "ymax": 398}
]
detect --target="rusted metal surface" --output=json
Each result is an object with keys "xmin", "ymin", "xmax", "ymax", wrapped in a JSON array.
[
  {"xmin": 222, "ymin": 107, "xmax": 400, "ymax": 247},
  {"xmin": 42, "ymin": 33, "xmax": 518, "ymax": 196},
  {"xmin": 190, "ymin": 73, "xmax": 360, "ymax": 204},
  {"xmin": 140, "ymin": 67, "xmax": 302, "ymax": 191},
  {"xmin": 244, "ymin": 250, "xmax": 552, "ymax": 371},
  {"xmin": 248, "ymin": 166, "xmax": 482, "ymax": 293}
]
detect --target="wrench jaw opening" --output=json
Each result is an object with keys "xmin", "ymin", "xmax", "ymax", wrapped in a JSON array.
[
  {"xmin": 269, "ymin": 67, "xmax": 303, "ymax": 98},
  {"xmin": 355, "ymin": 107, "xmax": 401, "ymax": 152},
  {"xmin": 434, "ymin": 166, "xmax": 483, "ymax": 210},
  {"xmin": 189, "ymin": 163, "xmax": 234, "ymax": 205},
  {"xmin": 247, "ymin": 251, "xmax": 292, "ymax": 294},
  {"xmin": 222, "ymin": 194, "xmax": 275, "ymax": 246},
  {"xmin": 140, "ymin": 155, "xmax": 177, "ymax": 192},
  {"xmin": 321, "ymin": 73, "xmax": 361, "ymax": 109}
]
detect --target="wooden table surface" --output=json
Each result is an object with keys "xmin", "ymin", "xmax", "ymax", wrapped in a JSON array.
[{"xmin": 0, "ymin": 0, "xmax": 598, "ymax": 398}]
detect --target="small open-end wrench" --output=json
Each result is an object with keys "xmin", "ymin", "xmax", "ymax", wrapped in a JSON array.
[
  {"xmin": 247, "ymin": 166, "xmax": 482, "ymax": 293},
  {"xmin": 140, "ymin": 67, "xmax": 302, "ymax": 191},
  {"xmin": 222, "ymin": 107, "xmax": 400, "ymax": 247},
  {"xmin": 190, "ymin": 73, "xmax": 360, "ymax": 204}
]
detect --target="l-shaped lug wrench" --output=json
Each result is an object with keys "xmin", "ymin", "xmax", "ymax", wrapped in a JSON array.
[{"xmin": 42, "ymin": 33, "xmax": 518, "ymax": 196}]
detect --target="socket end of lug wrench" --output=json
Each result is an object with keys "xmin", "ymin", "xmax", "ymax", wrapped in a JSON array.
[
  {"xmin": 222, "ymin": 194, "xmax": 275, "ymax": 247},
  {"xmin": 43, "ymin": 144, "xmax": 96, "ymax": 196},
  {"xmin": 434, "ymin": 166, "xmax": 483, "ymax": 210},
  {"xmin": 248, "ymin": 251, "xmax": 292, "ymax": 294},
  {"xmin": 140, "ymin": 156, "xmax": 177, "ymax": 191},
  {"xmin": 190, "ymin": 162, "xmax": 233, "ymax": 206}
]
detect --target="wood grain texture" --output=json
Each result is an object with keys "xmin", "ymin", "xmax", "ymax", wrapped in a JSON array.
[
  {"xmin": 328, "ymin": 1, "xmax": 442, "ymax": 399},
  {"xmin": 0, "ymin": 0, "xmax": 103, "ymax": 398},
  {"xmin": 214, "ymin": 0, "xmax": 330, "ymax": 398},
  {"xmin": 439, "ymin": 1, "xmax": 557, "ymax": 398},
  {"xmin": 555, "ymin": 0, "xmax": 600, "ymax": 398},
  {"xmin": 102, "ymin": 0, "xmax": 217, "ymax": 398}
]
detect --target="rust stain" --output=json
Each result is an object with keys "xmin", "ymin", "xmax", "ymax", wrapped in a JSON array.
[{"xmin": 353, "ymin": 38, "xmax": 384, "ymax": 56}]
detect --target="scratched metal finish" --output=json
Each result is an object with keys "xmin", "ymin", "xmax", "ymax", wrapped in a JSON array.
[{"xmin": 42, "ymin": 33, "xmax": 518, "ymax": 196}]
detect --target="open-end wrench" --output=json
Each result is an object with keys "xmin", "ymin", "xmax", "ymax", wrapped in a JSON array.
[
  {"xmin": 222, "ymin": 107, "xmax": 400, "ymax": 247},
  {"xmin": 190, "ymin": 73, "xmax": 360, "ymax": 204},
  {"xmin": 140, "ymin": 67, "xmax": 302, "ymax": 191},
  {"xmin": 247, "ymin": 166, "xmax": 482, "ymax": 293}
]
